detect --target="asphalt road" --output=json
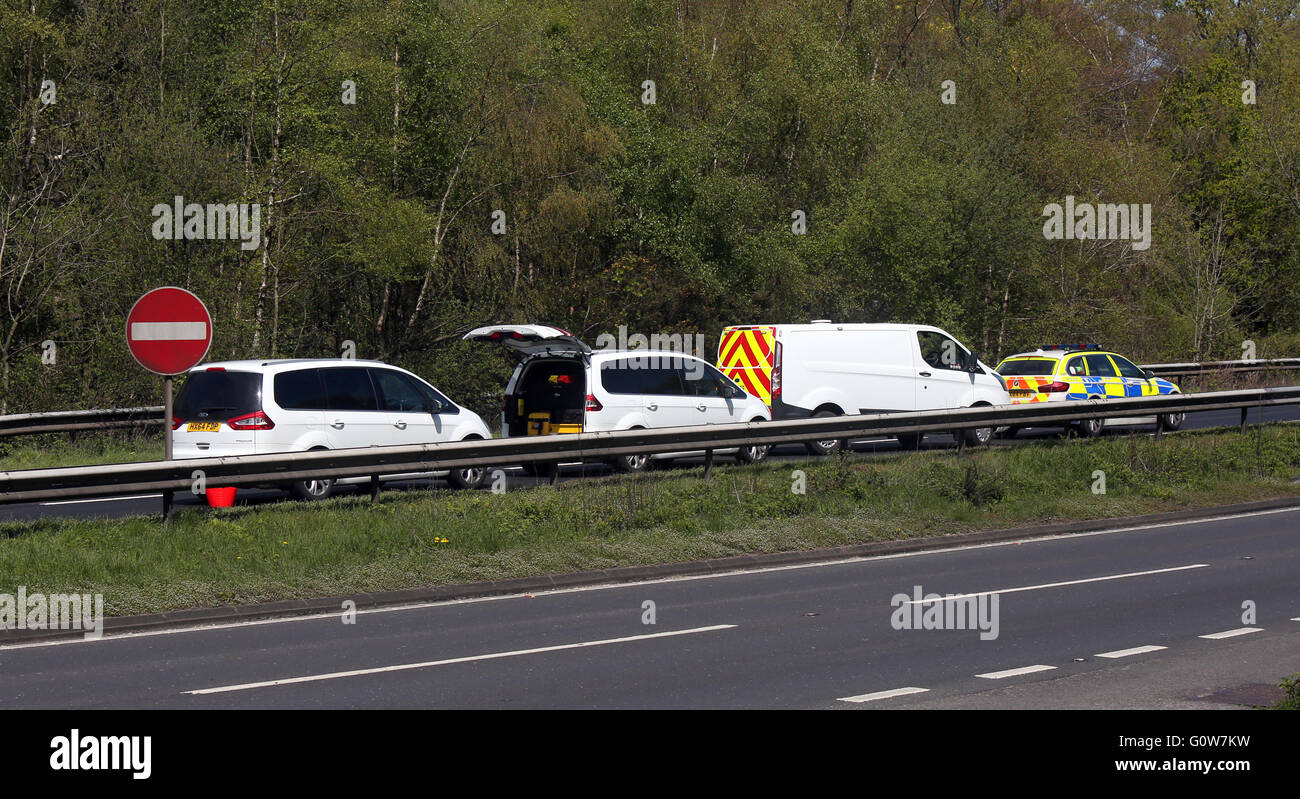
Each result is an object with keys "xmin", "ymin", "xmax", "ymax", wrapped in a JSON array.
[
  {"xmin": 2, "ymin": 405, "xmax": 1297, "ymax": 525},
  {"xmin": 2, "ymin": 505, "xmax": 1296, "ymax": 708}
]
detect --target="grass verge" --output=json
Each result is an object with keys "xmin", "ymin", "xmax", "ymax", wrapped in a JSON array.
[{"xmin": 2, "ymin": 425, "xmax": 1299, "ymax": 616}]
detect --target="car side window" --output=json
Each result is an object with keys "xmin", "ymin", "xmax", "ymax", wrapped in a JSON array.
[
  {"xmin": 370, "ymin": 369, "xmax": 427, "ymax": 412},
  {"xmin": 1064, "ymin": 357, "xmax": 1085, "ymax": 377},
  {"xmin": 1083, "ymin": 354, "xmax": 1117, "ymax": 378},
  {"xmin": 600, "ymin": 362, "xmax": 640, "ymax": 395},
  {"xmin": 918, "ymin": 331, "xmax": 965, "ymax": 371},
  {"xmin": 320, "ymin": 367, "xmax": 379, "ymax": 411},
  {"xmin": 681, "ymin": 360, "xmax": 731, "ymax": 397},
  {"xmin": 1111, "ymin": 356, "xmax": 1146, "ymax": 379},
  {"xmin": 274, "ymin": 369, "xmax": 327, "ymax": 410},
  {"xmin": 641, "ymin": 366, "xmax": 685, "ymax": 395}
]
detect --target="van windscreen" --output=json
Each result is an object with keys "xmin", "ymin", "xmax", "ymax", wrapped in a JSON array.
[{"xmin": 174, "ymin": 371, "xmax": 262, "ymax": 421}]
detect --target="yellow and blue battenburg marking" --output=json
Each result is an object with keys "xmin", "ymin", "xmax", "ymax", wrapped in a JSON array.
[{"xmin": 997, "ymin": 350, "xmax": 1180, "ymax": 405}]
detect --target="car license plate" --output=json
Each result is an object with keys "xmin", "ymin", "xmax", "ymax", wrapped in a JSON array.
[
  {"xmin": 1010, "ymin": 390, "xmax": 1033, "ymax": 398},
  {"xmin": 186, "ymin": 422, "xmax": 221, "ymax": 432}
]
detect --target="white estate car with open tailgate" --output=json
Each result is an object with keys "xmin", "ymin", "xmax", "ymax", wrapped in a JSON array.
[
  {"xmin": 465, "ymin": 324, "xmax": 771, "ymax": 472},
  {"xmin": 171, "ymin": 359, "xmax": 492, "ymax": 498}
]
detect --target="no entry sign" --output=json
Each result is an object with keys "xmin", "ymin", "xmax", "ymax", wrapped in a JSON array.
[{"xmin": 125, "ymin": 287, "xmax": 213, "ymax": 375}]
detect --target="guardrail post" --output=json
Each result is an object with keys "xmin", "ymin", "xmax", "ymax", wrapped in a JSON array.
[
  {"xmin": 956, "ymin": 431, "xmax": 966, "ymax": 454},
  {"xmin": 703, "ymin": 448, "xmax": 714, "ymax": 479},
  {"xmin": 1240, "ymin": 407, "xmax": 1249, "ymax": 433},
  {"xmin": 369, "ymin": 475, "xmax": 380, "ymax": 503}
]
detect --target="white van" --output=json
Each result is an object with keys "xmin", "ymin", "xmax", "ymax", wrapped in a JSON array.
[
  {"xmin": 465, "ymin": 325, "xmax": 772, "ymax": 472},
  {"xmin": 171, "ymin": 359, "xmax": 493, "ymax": 498},
  {"xmin": 716, "ymin": 322, "xmax": 1010, "ymax": 453}
]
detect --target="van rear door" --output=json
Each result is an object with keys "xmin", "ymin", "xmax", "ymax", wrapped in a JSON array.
[{"xmin": 716, "ymin": 326, "xmax": 775, "ymax": 407}]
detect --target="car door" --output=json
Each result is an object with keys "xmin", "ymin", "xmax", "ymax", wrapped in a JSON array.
[
  {"xmin": 680, "ymin": 358, "xmax": 744, "ymax": 424},
  {"xmin": 635, "ymin": 360, "xmax": 695, "ymax": 427},
  {"xmin": 1082, "ymin": 354, "xmax": 1123, "ymax": 397},
  {"xmin": 369, "ymin": 367, "xmax": 448, "ymax": 444},
  {"xmin": 914, "ymin": 330, "xmax": 973, "ymax": 410},
  {"xmin": 1110, "ymin": 355, "xmax": 1153, "ymax": 397},
  {"xmin": 319, "ymin": 366, "xmax": 389, "ymax": 448}
]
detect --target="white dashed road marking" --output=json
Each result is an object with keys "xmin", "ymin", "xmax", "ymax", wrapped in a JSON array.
[
  {"xmin": 1096, "ymin": 645, "xmax": 1167, "ymax": 659},
  {"xmin": 838, "ymin": 687, "xmax": 930, "ymax": 703},
  {"xmin": 1199, "ymin": 627, "xmax": 1262, "ymax": 639},
  {"xmin": 976, "ymin": 665, "xmax": 1057, "ymax": 679}
]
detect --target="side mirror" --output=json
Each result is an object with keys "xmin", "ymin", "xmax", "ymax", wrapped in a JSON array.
[
  {"xmin": 1142, "ymin": 369, "xmax": 1156, "ymax": 379},
  {"xmin": 965, "ymin": 352, "xmax": 983, "ymax": 373},
  {"xmin": 426, "ymin": 398, "xmax": 444, "ymax": 414}
]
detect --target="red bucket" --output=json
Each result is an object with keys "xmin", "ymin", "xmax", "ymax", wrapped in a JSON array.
[{"xmin": 206, "ymin": 487, "xmax": 238, "ymax": 508}]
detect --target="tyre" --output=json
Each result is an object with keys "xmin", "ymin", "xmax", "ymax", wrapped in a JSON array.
[
  {"xmin": 288, "ymin": 447, "xmax": 335, "ymax": 500},
  {"xmin": 608, "ymin": 452, "xmax": 651, "ymax": 473},
  {"xmin": 805, "ymin": 409, "xmax": 843, "ymax": 456},
  {"xmin": 289, "ymin": 476, "xmax": 335, "ymax": 501},
  {"xmin": 447, "ymin": 437, "xmax": 487, "ymax": 490},
  {"xmin": 1076, "ymin": 416, "xmax": 1104, "ymax": 438},
  {"xmin": 896, "ymin": 432, "xmax": 923, "ymax": 450},
  {"xmin": 736, "ymin": 419, "xmax": 771, "ymax": 464},
  {"xmin": 960, "ymin": 424, "xmax": 994, "ymax": 447},
  {"xmin": 1000, "ymin": 426, "xmax": 1020, "ymax": 439},
  {"xmin": 1158, "ymin": 410, "xmax": 1184, "ymax": 432}
]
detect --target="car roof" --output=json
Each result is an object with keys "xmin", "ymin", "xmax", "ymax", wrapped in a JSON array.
[
  {"xmin": 1000, "ymin": 349, "xmax": 1118, "ymax": 360},
  {"xmin": 189, "ymin": 358, "xmax": 394, "ymax": 373}
]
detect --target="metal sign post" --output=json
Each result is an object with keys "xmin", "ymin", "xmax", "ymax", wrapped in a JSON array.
[{"xmin": 125, "ymin": 287, "xmax": 213, "ymax": 521}]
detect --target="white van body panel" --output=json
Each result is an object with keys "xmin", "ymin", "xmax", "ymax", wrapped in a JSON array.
[{"xmin": 764, "ymin": 323, "xmax": 1009, "ymax": 417}]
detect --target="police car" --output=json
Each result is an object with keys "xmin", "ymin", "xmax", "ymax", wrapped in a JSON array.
[{"xmin": 994, "ymin": 345, "xmax": 1183, "ymax": 437}]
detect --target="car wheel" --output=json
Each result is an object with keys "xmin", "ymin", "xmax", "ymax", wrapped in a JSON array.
[
  {"xmin": 290, "ymin": 477, "xmax": 335, "ymax": 501},
  {"xmin": 447, "ymin": 436, "xmax": 487, "ymax": 489},
  {"xmin": 1076, "ymin": 417, "xmax": 1104, "ymax": 438},
  {"xmin": 1158, "ymin": 411, "xmax": 1184, "ymax": 432},
  {"xmin": 805, "ymin": 409, "xmax": 843, "ymax": 456},
  {"xmin": 288, "ymin": 447, "xmax": 335, "ymax": 500},
  {"xmin": 609, "ymin": 452, "xmax": 651, "ymax": 473},
  {"xmin": 960, "ymin": 425, "xmax": 994, "ymax": 447},
  {"xmin": 736, "ymin": 419, "xmax": 771, "ymax": 464}
]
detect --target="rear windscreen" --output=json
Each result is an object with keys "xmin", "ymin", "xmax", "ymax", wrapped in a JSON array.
[
  {"xmin": 174, "ymin": 371, "xmax": 262, "ymax": 421},
  {"xmin": 996, "ymin": 359, "xmax": 1058, "ymax": 376}
]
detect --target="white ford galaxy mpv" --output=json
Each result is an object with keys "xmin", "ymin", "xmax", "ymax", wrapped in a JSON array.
[
  {"xmin": 171, "ymin": 359, "xmax": 493, "ymax": 498},
  {"xmin": 465, "ymin": 325, "xmax": 772, "ymax": 472}
]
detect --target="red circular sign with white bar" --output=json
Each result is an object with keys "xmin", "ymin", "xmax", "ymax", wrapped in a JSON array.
[{"xmin": 125, "ymin": 287, "xmax": 213, "ymax": 375}]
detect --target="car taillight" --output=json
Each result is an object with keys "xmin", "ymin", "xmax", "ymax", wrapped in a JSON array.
[
  {"xmin": 171, "ymin": 416, "xmax": 183, "ymax": 430},
  {"xmin": 228, "ymin": 410, "xmax": 275, "ymax": 430},
  {"xmin": 584, "ymin": 394, "xmax": 603, "ymax": 412},
  {"xmin": 771, "ymin": 341, "xmax": 783, "ymax": 399},
  {"xmin": 1038, "ymin": 381, "xmax": 1070, "ymax": 393}
]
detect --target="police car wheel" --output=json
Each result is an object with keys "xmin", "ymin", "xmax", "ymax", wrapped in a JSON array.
[
  {"xmin": 1159, "ymin": 411, "xmax": 1184, "ymax": 432},
  {"xmin": 1077, "ymin": 417, "xmax": 1104, "ymax": 438},
  {"xmin": 961, "ymin": 426, "xmax": 994, "ymax": 446}
]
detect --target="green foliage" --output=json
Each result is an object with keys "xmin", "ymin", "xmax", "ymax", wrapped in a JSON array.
[{"xmin": 2, "ymin": 1, "xmax": 1299, "ymax": 414}]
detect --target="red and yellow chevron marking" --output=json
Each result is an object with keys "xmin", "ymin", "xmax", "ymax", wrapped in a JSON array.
[
  {"xmin": 1003, "ymin": 375, "xmax": 1052, "ymax": 404},
  {"xmin": 717, "ymin": 326, "xmax": 775, "ymax": 406}
]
